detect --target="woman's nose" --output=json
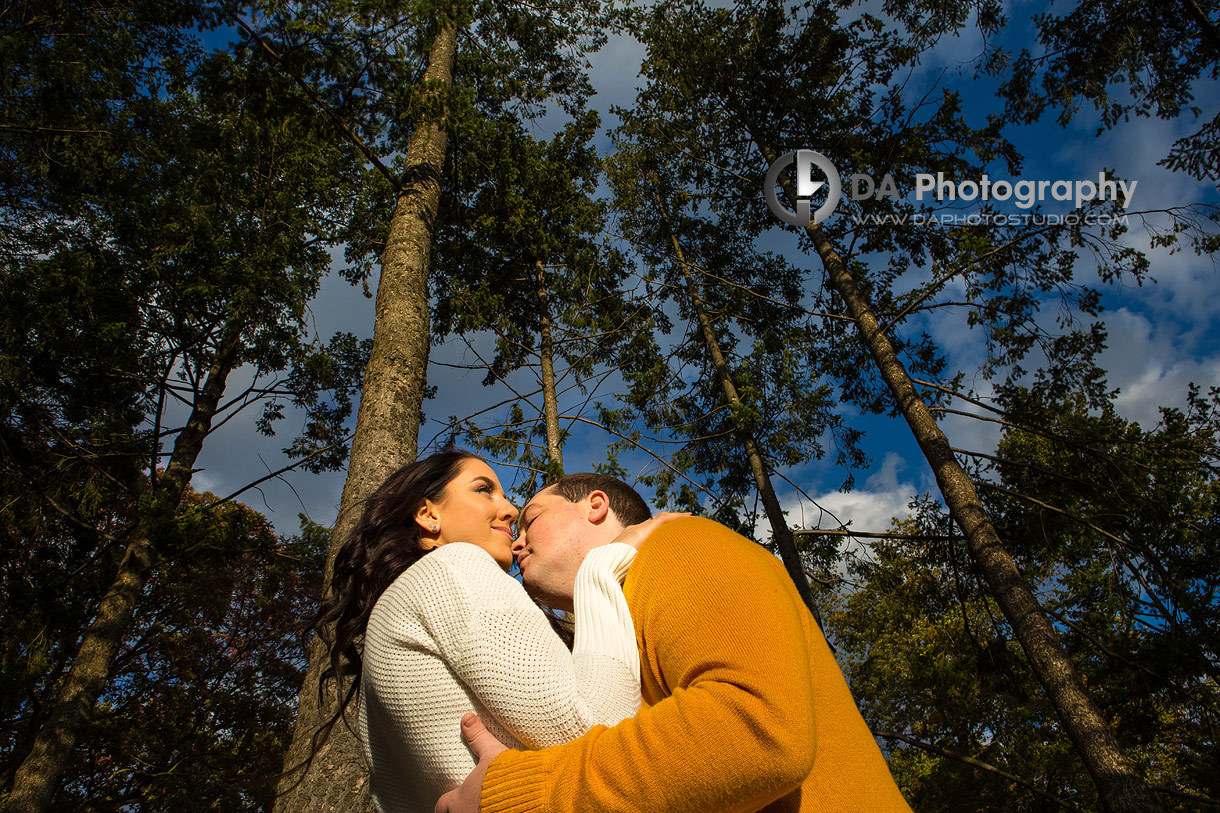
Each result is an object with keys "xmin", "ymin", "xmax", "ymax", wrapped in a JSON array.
[{"xmin": 500, "ymin": 498, "xmax": 519, "ymax": 521}]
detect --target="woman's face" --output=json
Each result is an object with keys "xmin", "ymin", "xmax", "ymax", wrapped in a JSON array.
[{"xmin": 418, "ymin": 458, "xmax": 519, "ymax": 570}]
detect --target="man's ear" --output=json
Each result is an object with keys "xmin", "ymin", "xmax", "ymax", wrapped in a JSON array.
[{"xmin": 586, "ymin": 490, "xmax": 611, "ymax": 525}]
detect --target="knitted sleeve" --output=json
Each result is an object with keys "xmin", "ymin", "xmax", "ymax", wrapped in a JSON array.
[
  {"xmin": 571, "ymin": 542, "xmax": 642, "ymax": 691},
  {"xmin": 428, "ymin": 542, "xmax": 641, "ymax": 749}
]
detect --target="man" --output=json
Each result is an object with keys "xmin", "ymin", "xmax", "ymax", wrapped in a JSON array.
[{"xmin": 436, "ymin": 473, "xmax": 911, "ymax": 812}]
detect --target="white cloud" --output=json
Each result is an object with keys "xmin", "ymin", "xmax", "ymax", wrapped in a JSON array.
[
  {"xmin": 1100, "ymin": 307, "xmax": 1220, "ymax": 428},
  {"xmin": 785, "ymin": 452, "xmax": 917, "ymax": 535}
]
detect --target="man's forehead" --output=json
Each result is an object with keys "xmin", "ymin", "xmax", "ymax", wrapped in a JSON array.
[{"xmin": 521, "ymin": 486, "xmax": 563, "ymax": 516}]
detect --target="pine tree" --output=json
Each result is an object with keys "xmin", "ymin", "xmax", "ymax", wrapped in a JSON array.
[
  {"xmin": 1, "ymin": 25, "xmax": 362, "ymax": 810},
  {"xmin": 613, "ymin": 0, "xmax": 1165, "ymax": 807},
  {"xmin": 253, "ymin": 1, "xmax": 620, "ymax": 806}
]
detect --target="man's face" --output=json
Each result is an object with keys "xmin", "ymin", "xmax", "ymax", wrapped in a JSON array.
[{"xmin": 512, "ymin": 486, "xmax": 602, "ymax": 612}]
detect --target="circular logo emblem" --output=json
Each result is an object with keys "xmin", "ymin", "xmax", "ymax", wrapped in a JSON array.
[{"xmin": 764, "ymin": 150, "xmax": 841, "ymax": 227}]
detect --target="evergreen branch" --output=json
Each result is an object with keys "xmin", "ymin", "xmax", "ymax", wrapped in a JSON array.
[
  {"xmin": 1176, "ymin": 0, "xmax": 1220, "ymax": 55},
  {"xmin": 29, "ymin": 414, "xmax": 140, "ymax": 498},
  {"xmin": 975, "ymin": 481, "xmax": 1220, "ymax": 675},
  {"xmin": 30, "ymin": 486, "xmax": 121, "ymax": 544},
  {"xmin": 880, "ymin": 225, "xmax": 1057, "ymax": 332},
  {"xmin": 1149, "ymin": 783, "xmax": 1220, "ymax": 808},
  {"xmin": 951, "ymin": 446, "xmax": 1117, "ymax": 497},
  {"xmin": 913, "ymin": 378, "xmax": 1006, "ymax": 416},
  {"xmin": 0, "ymin": 124, "xmax": 110, "ymax": 135},
  {"xmin": 1040, "ymin": 605, "xmax": 1218, "ymax": 711},
  {"xmin": 928, "ymin": 407, "xmax": 1110, "ymax": 451},
  {"xmin": 872, "ymin": 730, "xmax": 1080, "ymax": 811},
  {"xmin": 928, "ymin": 406, "xmax": 1162, "ymax": 482},
  {"xmin": 228, "ymin": 10, "xmax": 400, "ymax": 194}
]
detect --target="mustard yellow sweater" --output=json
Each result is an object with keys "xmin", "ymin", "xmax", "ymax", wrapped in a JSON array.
[{"xmin": 481, "ymin": 517, "xmax": 911, "ymax": 812}]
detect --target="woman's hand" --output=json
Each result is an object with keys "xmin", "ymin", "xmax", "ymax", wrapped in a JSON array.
[{"xmin": 611, "ymin": 512, "xmax": 691, "ymax": 550}]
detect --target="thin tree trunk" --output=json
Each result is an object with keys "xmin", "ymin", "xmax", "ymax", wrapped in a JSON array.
[
  {"xmin": 6, "ymin": 318, "xmax": 246, "ymax": 813},
  {"xmin": 272, "ymin": 19, "xmax": 458, "ymax": 813},
  {"xmin": 536, "ymin": 261, "xmax": 564, "ymax": 474},
  {"xmin": 757, "ymin": 141, "xmax": 1158, "ymax": 813},
  {"xmin": 653, "ymin": 187, "xmax": 819, "ymax": 621}
]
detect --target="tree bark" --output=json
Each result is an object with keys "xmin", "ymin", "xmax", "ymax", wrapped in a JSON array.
[
  {"xmin": 757, "ymin": 141, "xmax": 1158, "ymax": 813},
  {"xmin": 5, "ymin": 318, "xmax": 246, "ymax": 813},
  {"xmin": 653, "ymin": 188, "xmax": 820, "ymax": 622},
  {"xmin": 271, "ymin": 19, "xmax": 458, "ymax": 813},
  {"xmin": 536, "ymin": 261, "xmax": 564, "ymax": 473}
]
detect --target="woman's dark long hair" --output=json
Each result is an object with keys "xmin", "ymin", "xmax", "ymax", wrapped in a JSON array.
[{"xmin": 293, "ymin": 448, "xmax": 479, "ymax": 780}]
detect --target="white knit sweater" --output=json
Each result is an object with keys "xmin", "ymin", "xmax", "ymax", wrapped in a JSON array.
[{"xmin": 358, "ymin": 541, "xmax": 642, "ymax": 813}]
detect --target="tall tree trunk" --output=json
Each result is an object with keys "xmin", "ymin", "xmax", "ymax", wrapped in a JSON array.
[
  {"xmin": 653, "ymin": 188, "xmax": 820, "ymax": 622},
  {"xmin": 272, "ymin": 19, "xmax": 458, "ymax": 813},
  {"xmin": 5, "ymin": 318, "xmax": 246, "ymax": 813},
  {"xmin": 757, "ymin": 141, "xmax": 1158, "ymax": 813},
  {"xmin": 536, "ymin": 261, "xmax": 564, "ymax": 474}
]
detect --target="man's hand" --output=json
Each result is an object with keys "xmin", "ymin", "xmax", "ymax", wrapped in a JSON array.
[
  {"xmin": 611, "ymin": 511, "xmax": 690, "ymax": 550},
  {"xmin": 434, "ymin": 714, "xmax": 508, "ymax": 813}
]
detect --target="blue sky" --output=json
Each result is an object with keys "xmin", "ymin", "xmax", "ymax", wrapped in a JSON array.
[{"xmin": 186, "ymin": 1, "xmax": 1219, "ymax": 544}]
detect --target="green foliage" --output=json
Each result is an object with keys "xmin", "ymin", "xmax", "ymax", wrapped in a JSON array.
[
  {"xmin": 0, "ymin": 2, "xmax": 365, "ymax": 802},
  {"xmin": 432, "ymin": 111, "xmax": 646, "ymax": 496},
  {"xmin": 596, "ymin": 0, "xmax": 1191, "ymax": 546},
  {"xmin": 435, "ymin": 110, "xmax": 618, "ymax": 369},
  {"xmin": 828, "ymin": 387, "xmax": 1220, "ymax": 810},
  {"xmin": 254, "ymin": 0, "xmax": 621, "ymax": 286},
  {"xmin": 0, "ymin": 0, "xmax": 218, "ymax": 261},
  {"xmin": 993, "ymin": 0, "xmax": 1220, "ymax": 182},
  {"xmin": 602, "ymin": 5, "xmax": 1217, "ymax": 806},
  {"xmin": 3, "ymin": 3, "xmax": 368, "ymax": 486}
]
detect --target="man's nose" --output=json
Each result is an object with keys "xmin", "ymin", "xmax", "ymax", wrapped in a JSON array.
[{"xmin": 511, "ymin": 534, "xmax": 525, "ymax": 556}]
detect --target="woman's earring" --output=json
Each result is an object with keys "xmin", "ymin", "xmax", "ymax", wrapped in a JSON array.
[{"xmin": 430, "ymin": 524, "xmax": 439, "ymax": 532}]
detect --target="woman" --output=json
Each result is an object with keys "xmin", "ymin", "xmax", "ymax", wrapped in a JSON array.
[{"xmin": 306, "ymin": 448, "xmax": 661, "ymax": 812}]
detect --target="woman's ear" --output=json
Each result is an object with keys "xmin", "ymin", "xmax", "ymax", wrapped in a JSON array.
[{"xmin": 415, "ymin": 500, "xmax": 441, "ymax": 535}]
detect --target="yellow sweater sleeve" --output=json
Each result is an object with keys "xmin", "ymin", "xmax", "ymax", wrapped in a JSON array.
[{"xmin": 480, "ymin": 517, "xmax": 818, "ymax": 812}]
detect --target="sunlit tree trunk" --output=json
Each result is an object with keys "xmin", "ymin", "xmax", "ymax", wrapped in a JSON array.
[
  {"xmin": 536, "ymin": 261, "xmax": 564, "ymax": 474},
  {"xmin": 758, "ymin": 140, "xmax": 1158, "ymax": 813},
  {"xmin": 273, "ymin": 19, "xmax": 458, "ymax": 813}
]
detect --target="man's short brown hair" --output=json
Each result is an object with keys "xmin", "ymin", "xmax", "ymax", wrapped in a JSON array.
[{"xmin": 545, "ymin": 473, "xmax": 651, "ymax": 526}]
